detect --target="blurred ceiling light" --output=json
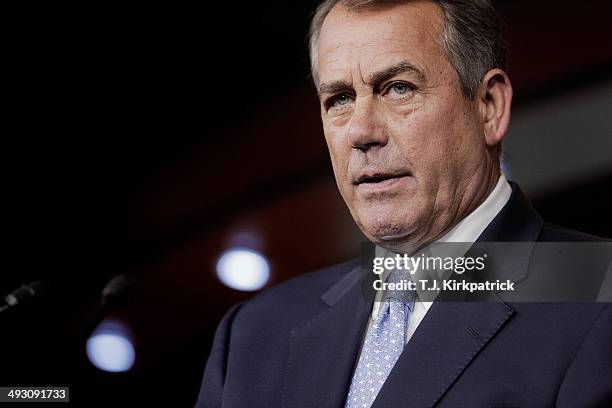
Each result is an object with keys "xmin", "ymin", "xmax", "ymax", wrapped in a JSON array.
[
  {"xmin": 216, "ymin": 248, "xmax": 270, "ymax": 291},
  {"xmin": 86, "ymin": 320, "xmax": 135, "ymax": 373}
]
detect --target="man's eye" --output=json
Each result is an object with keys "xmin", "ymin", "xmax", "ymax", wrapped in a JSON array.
[
  {"xmin": 386, "ymin": 82, "xmax": 415, "ymax": 99},
  {"xmin": 328, "ymin": 94, "xmax": 353, "ymax": 110}
]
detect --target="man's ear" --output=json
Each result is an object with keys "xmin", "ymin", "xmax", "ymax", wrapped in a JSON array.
[{"xmin": 477, "ymin": 69, "xmax": 513, "ymax": 147}]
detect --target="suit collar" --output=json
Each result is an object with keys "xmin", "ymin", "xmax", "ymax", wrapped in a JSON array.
[
  {"xmin": 282, "ymin": 262, "xmax": 371, "ymax": 408},
  {"xmin": 321, "ymin": 261, "xmax": 362, "ymax": 307},
  {"xmin": 466, "ymin": 181, "xmax": 544, "ymax": 289},
  {"xmin": 477, "ymin": 181, "xmax": 543, "ymax": 243}
]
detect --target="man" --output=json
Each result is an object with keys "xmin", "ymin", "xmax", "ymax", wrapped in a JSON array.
[{"xmin": 197, "ymin": 1, "xmax": 611, "ymax": 407}]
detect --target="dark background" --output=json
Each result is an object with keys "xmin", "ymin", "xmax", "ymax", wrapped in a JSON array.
[{"xmin": 2, "ymin": 1, "xmax": 611, "ymax": 406}]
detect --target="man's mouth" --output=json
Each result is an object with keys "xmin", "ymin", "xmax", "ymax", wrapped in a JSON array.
[{"xmin": 354, "ymin": 172, "xmax": 411, "ymax": 185}]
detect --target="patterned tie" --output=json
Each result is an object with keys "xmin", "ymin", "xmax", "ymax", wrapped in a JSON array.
[{"xmin": 344, "ymin": 268, "xmax": 416, "ymax": 408}]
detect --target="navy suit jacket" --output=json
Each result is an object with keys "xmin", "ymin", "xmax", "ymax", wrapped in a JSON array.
[{"xmin": 197, "ymin": 185, "xmax": 612, "ymax": 407}]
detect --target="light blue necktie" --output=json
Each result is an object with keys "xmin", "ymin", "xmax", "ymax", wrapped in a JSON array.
[{"xmin": 344, "ymin": 269, "xmax": 415, "ymax": 408}]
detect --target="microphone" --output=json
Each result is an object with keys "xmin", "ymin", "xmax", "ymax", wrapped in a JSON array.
[
  {"xmin": 101, "ymin": 274, "xmax": 137, "ymax": 310},
  {"xmin": 0, "ymin": 281, "xmax": 49, "ymax": 314},
  {"xmin": 76, "ymin": 274, "xmax": 137, "ymax": 344}
]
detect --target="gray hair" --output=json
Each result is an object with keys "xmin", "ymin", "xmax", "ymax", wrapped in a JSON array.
[{"xmin": 308, "ymin": 0, "xmax": 507, "ymax": 99}]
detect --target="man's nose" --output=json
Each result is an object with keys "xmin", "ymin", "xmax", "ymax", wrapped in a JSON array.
[{"xmin": 347, "ymin": 97, "xmax": 388, "ymax": 151}]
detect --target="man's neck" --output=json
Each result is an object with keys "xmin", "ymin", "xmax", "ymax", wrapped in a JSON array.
[{"xmin": 436, "ymin": 173, "xmax": 511, "ymax": 244}]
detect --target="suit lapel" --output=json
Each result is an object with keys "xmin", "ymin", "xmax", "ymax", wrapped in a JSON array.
[
  {"xmin": 282, "ymin": 265, "xmax": 373, "ymax": 408},
  {"xmin": 372, "ymin": 299, "xmax": 514, "ymax": 407},
  {"xmin": 372, "ymin": 183, "xmax": 542, "ymax": 406}
]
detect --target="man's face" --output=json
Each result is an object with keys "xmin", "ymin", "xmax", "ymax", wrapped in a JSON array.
[{"xmin": 317, "ymin": 1, "xmax": 490, "ymax": 247}]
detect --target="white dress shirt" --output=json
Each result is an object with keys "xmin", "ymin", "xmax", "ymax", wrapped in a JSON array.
[{"xmin": 367, "ymin": 174, "xmax": 512, "ymax": 344}]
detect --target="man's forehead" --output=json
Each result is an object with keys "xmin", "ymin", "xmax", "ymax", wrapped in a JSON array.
[
  {"xmin": 317, "ymin": 1, "xmax": 444, "ymax": 82},
  {"xmin": 319, "ymin": 45, "xmax": 422, "ymax": 81}
]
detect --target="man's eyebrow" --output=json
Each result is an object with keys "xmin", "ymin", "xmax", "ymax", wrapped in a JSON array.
[
  {"xmin": 367, "ymin": 61, "xmax": 425, "ymax": 87},
  {"xmin": 318, "ymin": 80, "xmax": 352, "ymax": 98},
  {"xmin": 318, "ymin": 60, "xmax": 425, "ymax": 97}
]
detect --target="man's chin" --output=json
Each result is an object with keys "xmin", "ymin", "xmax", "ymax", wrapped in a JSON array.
[
  {"xmin": 353, "ymin": 199, "xmax": 424, "ymax": 239},
  {"xmin": 359, "ymin": 217, "xmax": 419, "ymax": 244}
]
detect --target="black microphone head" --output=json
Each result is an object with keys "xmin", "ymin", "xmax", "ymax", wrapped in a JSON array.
[
  {"xmin": 3, "ymin": 281, "xmax": 50, "ymax": 309},
  {"xmin": 101, "ymin": 274, "xmax": 137, "ymax": 309}
]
